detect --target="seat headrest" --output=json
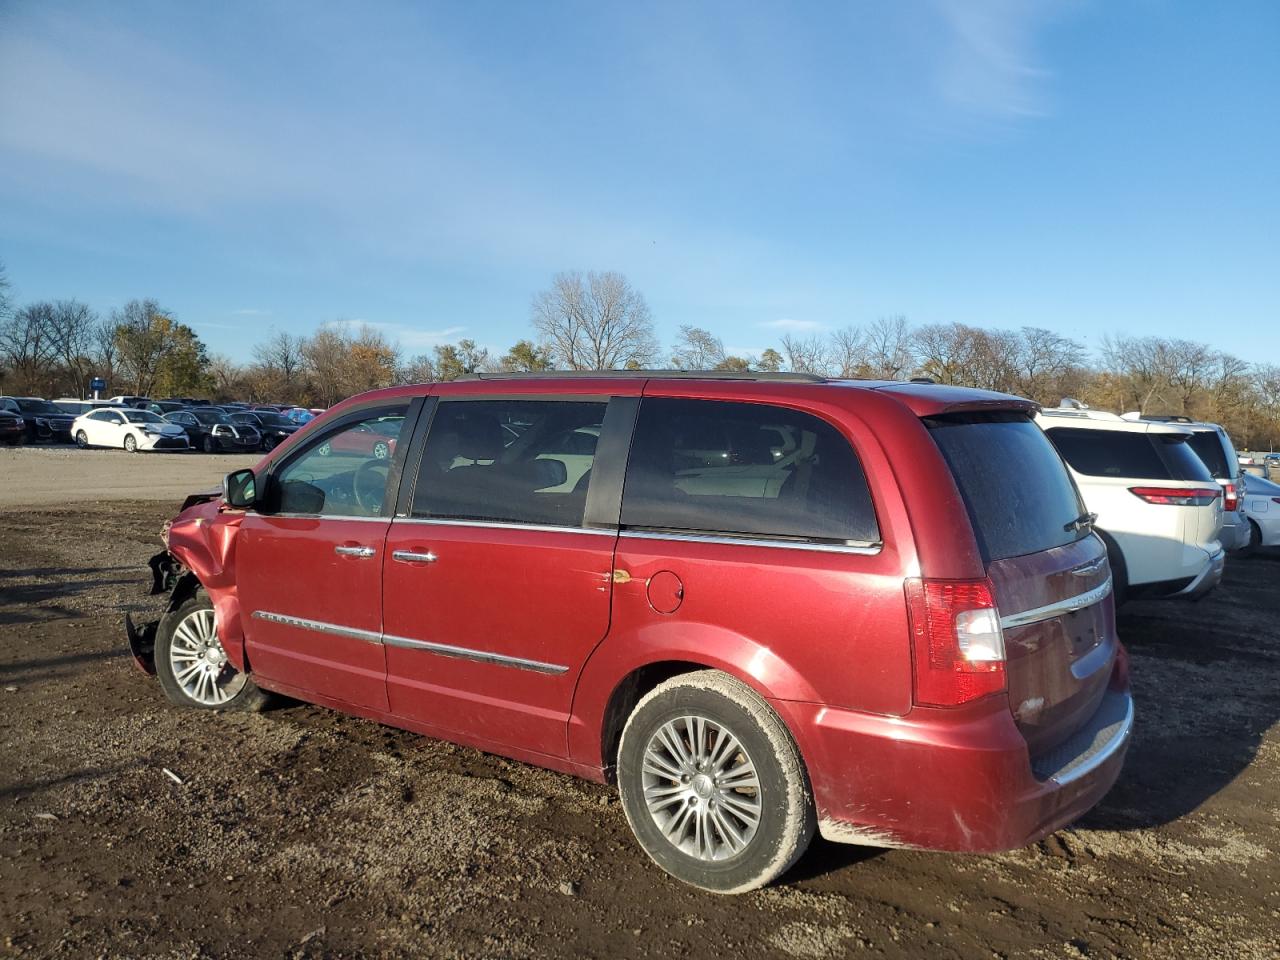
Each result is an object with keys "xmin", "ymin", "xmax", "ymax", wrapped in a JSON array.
[{"xmin": 456, "ymin": 412, "xmax": 504, "ymax": 461}]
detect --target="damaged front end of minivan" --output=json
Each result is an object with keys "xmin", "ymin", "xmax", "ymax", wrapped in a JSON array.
[{"xmin": 125, "ymin": 490, "xmax": 244, "ymax": 676}]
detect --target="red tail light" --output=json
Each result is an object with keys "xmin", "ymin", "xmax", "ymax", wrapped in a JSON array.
[
  {"xmin": 904, "ymin": 578, "xmax": 1006, "ymax": 707},
  {"xmin": 1222, "ymin": 482, "xmax": 1239, "ymax": 512},
  {"xmin": 1129, "ymin": 486, "xmax": 1221, "ymax": 507}
]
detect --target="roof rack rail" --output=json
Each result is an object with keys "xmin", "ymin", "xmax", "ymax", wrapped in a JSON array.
[{"xmin": 459, "ymin": 370, "xmax": 829, "ymax": 383}]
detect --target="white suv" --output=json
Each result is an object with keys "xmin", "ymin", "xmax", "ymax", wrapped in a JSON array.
[
  {"xmin": 1119, "ymin": 414, "xmax": 1250, "ymax": 552},
  {"xmin": 1037, "ymin": 405, "xmax": 1225, "ymax": 604}
]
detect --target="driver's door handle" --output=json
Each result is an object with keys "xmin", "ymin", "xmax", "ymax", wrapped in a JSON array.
[
  {"xmin": 392, "ymin": 549, "xmax": 437, "ymax": 564},
  {"xmin": 335, "ymin": 544, "xmax": 376, "ymax": 558}
]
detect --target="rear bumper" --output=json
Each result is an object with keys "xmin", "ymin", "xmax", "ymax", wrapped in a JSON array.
[
  {"xmin": 1173, "ymin": 545, "xmax": 1225, "ymax": 599},
  {"xmin": 1220, "ymin": 513, "xmax": 1251, "ymax": 552},
  {"xmin": 777, "ymin": 680, "xmax": 1133, "ymax": 852}
]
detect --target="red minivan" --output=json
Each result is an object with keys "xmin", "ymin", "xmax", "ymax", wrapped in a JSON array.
[{"xmin": 128, "ymin": 372, "xmax": 1133, "ymax": 892}]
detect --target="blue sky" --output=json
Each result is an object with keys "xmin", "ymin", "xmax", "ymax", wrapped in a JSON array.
[{"xmin": 1, "ymin": 1, "xmax": 1277, "ymax": 365}]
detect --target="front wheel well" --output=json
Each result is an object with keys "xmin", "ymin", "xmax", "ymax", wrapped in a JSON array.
[{"xmin": 599, "ymin": 660, "xmax": 721, "ymax": 784}]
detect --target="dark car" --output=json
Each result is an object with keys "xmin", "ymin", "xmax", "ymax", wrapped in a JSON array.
[
  {"xmin": 229, "ymin": 410, "xmax": 300, "ymax": 451},
  {"xmin": 0, "ymin": 397, "xmax": 76, "ymax": 442},
  {"xmin": 164, "ymin": 409, "xmax": 261, "ymax": 453},
  {"xmin": 0, "ymin": 410, "xmax": 26, "ymax": 446},
  {"xmin": 146, "ymin": 401, "xmax": 190, "ymax": 416},
  {"xmin": 131, "ymin": 371, "xmax": 1132, "ymax": 894}
]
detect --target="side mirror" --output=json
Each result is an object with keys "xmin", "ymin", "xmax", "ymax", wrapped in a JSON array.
[{"xmin": 223, "ymin": 468, "xmax": 257, "ymax": 509}]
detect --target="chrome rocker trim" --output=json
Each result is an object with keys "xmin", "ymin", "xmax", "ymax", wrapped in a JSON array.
[{"xmin": 250, "ymin": 610, "xmax": 569, "ymax": 675}]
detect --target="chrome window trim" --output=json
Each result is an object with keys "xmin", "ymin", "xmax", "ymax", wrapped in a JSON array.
[
  {"xmin": 394, "ymin": 516, "xmax": 616, "ymax": 537},
  {"xmin": 999, "ymin": 577, "xmax": 1113, "ymax": 630},
  {"xmin": 250, "ymin": 610, "xmax": 569, "ymax": 675},
  {"xmin": 619, "ymin": 529, "xmax": 882, "ymax": 556},
  {"xmin": 265, "ymin": 513, "xmax": 391, "ymax": 523}
]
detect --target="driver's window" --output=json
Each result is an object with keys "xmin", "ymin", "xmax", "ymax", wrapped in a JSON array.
[{"xmin": 275, "ymin": 406, "xmax": 409, "ymax": 517}]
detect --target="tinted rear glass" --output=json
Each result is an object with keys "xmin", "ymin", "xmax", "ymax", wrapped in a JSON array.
[
  {"xmin": 1156, "ymin": 435, "xmax": 1214, "ymax": 482},
  {"xmin": 622, "ymin": 398, "xmax": 879, "ymax": 544},
  {"xmin": 1045, "ymin": 427, "xmax": 1168, "ymax": 478},
  {"xmin": 928, "ymin": 415, "xmax": 1084, "ymax": 562},
  {"xmin": 1186, "ymin": 430, "xmax": 1230, "ymax": 479}
]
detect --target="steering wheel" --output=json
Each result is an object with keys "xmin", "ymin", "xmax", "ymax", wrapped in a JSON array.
[{"xmin": 353, "ymin": 459, "xmax": 390, "ymax": 513}]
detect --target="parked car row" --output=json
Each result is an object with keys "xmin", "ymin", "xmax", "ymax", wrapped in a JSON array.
[
  {"xmin": 0, "ymin": 394, "xmax": 324, "ymax": 453},
  {"xmin": 125, "ymin": 371, "xmax": 1270, "ymax": 895}
]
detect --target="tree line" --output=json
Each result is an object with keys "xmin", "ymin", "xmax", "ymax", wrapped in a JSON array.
[{"xmin": 2, "ymin": 263, "xmax": 1278, "ymax": 447}]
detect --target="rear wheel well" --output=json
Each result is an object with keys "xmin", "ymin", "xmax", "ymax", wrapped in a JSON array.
[
  {"xmin": 1095, "ymin": 529, "xmax": 1128, "ymax": 606},
  {"xmin": 600, "ymin": 660, "xmax": 709, "ymax": 784}
]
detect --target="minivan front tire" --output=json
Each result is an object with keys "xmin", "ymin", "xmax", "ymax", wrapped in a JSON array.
[
  {"xmin": 155, "ymin": 593, "xmax": 268, "ymax": 712},
  {"xmin": 617, "ymin": 670, "xmax": 815, "ymax": 893}
]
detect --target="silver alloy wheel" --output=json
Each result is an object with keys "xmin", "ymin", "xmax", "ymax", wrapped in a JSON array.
[
  {"xmin": 76, "ymin": 430, "xmax": 88, "ymax": 448},
  {"xmin": 372, "ymin": 441, "xmax": 389, "ymax": 460},
  {"xmin": 641, "ymin": 715, "xmax": 762, "ymax": 861},
  {"xmin": 318, "ymin": 441, "xmax": 331, "ymax": 456},
  {"xmin": 167, "ymin": 608, "xmax": 247, "ymax": 706},
  {"xmin": 124, "ymin": 433, "xmax": 137, "ymax": 452}
]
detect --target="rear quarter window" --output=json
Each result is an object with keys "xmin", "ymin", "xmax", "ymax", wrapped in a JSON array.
[
  {"xmin": 1045, "ymin": 427, "xmax": 1171, "ymax": 479},
  {"xmin": 622, "ymin": 398, "xmax": 879, "ymax": 544},
  {"xmin": 929, "ymin": 415, "xmax": 1085, "ymax": 562}
]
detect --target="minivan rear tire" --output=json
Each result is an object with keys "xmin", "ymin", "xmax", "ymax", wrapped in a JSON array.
[{"xmin": 617, "ymin": 670, "xmax": 815, "ymax": 893}]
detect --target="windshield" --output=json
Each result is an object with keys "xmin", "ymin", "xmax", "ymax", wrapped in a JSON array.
[
  {"xmin": 121, "ymin": 410, "xmax": 165, "ymax": 424},
  {"xmin": 14, "ymin": 399, "xmax": 63, "ymax": 414},
  {"xmin": 254, "ymin": 412, "xmax": 291, "ymax": 427},
  {"xmin": 929, "ymin": 414, "xmax": 1086, "ymax": 562},
  {"xmin": 191, "ymin": 410, "xmax": 230, "ymax": 425}
]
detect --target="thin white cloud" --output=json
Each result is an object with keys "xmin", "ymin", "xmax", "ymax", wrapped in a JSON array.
[
  {"xmin": 758, "ymin": 318, "xmax": 825, "ymax": 332},
  {"xmin": 360, "ymin": 321, "xmax": 468, "ymax": 351},
  {"xmin": 231, "ymin": 308, "xmax": 271, "ymax": 316},
  {"xmin": 932, "ymin": 0, "xmax": 1062, "ymax": 118}
]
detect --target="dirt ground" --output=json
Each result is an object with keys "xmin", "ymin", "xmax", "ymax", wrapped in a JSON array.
[
  {"xmin": 1, "ymin": 452, "xmax": 1278, "ymax": 959},
  {"xmin": 0, "ymin": 447, "xmax": 259, "ymax": 507}
]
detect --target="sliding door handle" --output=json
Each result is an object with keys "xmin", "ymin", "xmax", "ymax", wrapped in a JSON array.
[{"xmin": 392, "ymin": 549, "xmax": 437, "ymax": 564}]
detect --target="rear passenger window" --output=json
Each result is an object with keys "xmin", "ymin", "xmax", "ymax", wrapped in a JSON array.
[
  {"xmin": 621, "ymin": 398, "xmax": 879, "ymax": 545},
  {"xmin": 412, "ymin": 400, "xmax": 606, "ymax": 528},
  {"xmin": 1044, "ymin": 428, "xmax": 1170, "ymax": 479}
]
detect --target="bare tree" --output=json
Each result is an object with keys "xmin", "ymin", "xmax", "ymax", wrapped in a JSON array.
[
  {"xmin": 0, "ymin": 261, "xmax": 11, "ymax": 321},
  {"xmin": 532, "ymin": 271, "xmax": 659, "ymax": 370},
  {"xmin": 671, "ymin": 325, "xmax": 726, "ymax": 370},
  {"xmin": 861, "ymin": 315, "xmax": 914, "ymax": 380},
  {"xmin": 827, "ymin": 325, "xmax": 865, "ymax": 377},
  {"xmin": 780, "ymin": 333, "xmax": 830, "ymax": 375},
  {"xmin": 1012, "ymin": 327, "xmax": 1085, "ymax": 401},
  {"xmin": 398, "ymin": 353, "xmax": 438, "ymax": 384},
  {"xmin": 46, "ymin": 300, "xmax": 96, "ymax": 397},
  {"xmin": 1, "ymin": 302, "xmax": 64, "ymax": 394},
  {"xmin": 253, "ymin": 331, "xmax": 306, "ymax": 398}
]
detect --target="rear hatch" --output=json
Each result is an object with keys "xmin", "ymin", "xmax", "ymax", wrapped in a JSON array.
[{"xmin": 928, "ymin": 413, "xmax": 1116, "ymax": 757}]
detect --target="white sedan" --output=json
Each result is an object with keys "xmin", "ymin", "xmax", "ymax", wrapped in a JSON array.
[
  {"xmin": 72, "ymin": 407, "xmax": 191, "ymax": 452},
  {"xmin": 1241, "ymin": 473, "xmax": 1280, "ymax": 552}
]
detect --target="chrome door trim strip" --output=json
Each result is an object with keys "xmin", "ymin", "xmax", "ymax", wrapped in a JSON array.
[
  {"xmin": 619, "ymin": 529, "xmax": 882, "ymax": 556},
  {"xmin": 1000, "ymin": 577, "xmax": 1113, "ymax": 630},
  {"xmin": 251, "ymin": 610, "xmax": 382, "ymax": 645},
  {"xmin": 250, "ymin": 610, "xmax": 569, "ymax": 675},
  {"xmin": 391, "ymin": 516, "xmax": 616, "ymax": 537},
  {"xmin": 382, "ymin": 634, "xmax": 569, "ymax": 675}
]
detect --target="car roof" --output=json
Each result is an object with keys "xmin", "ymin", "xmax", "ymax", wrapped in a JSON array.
[
  {"xmin": 1036, "ymin": 407, "xmax": 1194, "ymax": 435},
  {"xmin": 337, "ymin": 373, "xmax": 1038, "ymax": 420}
]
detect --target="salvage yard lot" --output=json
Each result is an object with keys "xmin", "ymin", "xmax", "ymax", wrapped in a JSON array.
[{"xmin": 1, "ymin": 450, "xmax": 1278, "ymax": 958}]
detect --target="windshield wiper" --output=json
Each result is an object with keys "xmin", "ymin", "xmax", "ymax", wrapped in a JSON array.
[{"xmin": 1064, "ymin": 512, "xmax": 1098, "ymax": 534}]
